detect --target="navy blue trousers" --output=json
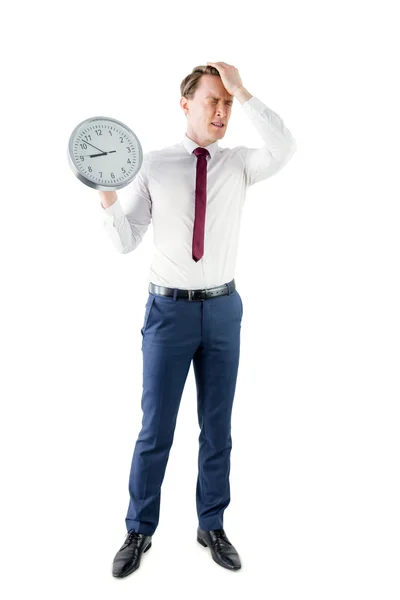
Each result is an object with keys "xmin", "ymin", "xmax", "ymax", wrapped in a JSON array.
[{"xmin": 125, "ymin": 282, "xmax": 243, "ymax": 536}]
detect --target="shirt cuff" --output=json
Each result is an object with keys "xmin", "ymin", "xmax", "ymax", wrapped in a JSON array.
[
  {"xmin": 100, "ymin": 196, "xmax": 125, "ymax": 222},
  {"xmin": 241, "ymin": 95, "xmax": 265, "ymax": 115}
]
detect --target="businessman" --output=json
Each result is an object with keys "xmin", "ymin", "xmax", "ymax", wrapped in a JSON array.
[{"xmin": 99, "ymin": 62, "xmax": 297, "ymax": 576}]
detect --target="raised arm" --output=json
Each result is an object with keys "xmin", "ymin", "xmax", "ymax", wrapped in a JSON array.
[{"xmin": 237, "ymin": 93, "xmax": 297, "ymax": 186}]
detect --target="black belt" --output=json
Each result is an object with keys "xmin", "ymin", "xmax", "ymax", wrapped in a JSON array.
[{"xmin": 148, "ymin": 279, "xmax": 236, "ymax": 301}]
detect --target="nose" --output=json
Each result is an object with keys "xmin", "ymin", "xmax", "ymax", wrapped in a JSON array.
[{"xmin": 215, "ymin": 105, "xmax": 227, "ymax": 119}]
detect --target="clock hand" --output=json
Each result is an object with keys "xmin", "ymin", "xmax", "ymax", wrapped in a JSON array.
[
  {"xmin": 81, "ymin": 140, "xmax": 107, "ymax": 154},
  {"xmin": 81, "ymin": 150, "xmax": 117, "ymax": 158}
]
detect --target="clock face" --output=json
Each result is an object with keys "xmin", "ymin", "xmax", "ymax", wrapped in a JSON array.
[{"xmin": 68, "ymin": 116, "xmax": 143, "ymax": 191}]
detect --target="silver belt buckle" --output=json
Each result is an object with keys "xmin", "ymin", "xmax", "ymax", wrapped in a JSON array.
[{"xmin": 188, "ymin": 289, "xmax": 206, "ymax": 301}]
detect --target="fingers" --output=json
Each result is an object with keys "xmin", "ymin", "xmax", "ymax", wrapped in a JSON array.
[
  {"xmin": 207, "ymin": 61, "xmax": 230, "ymax": 69},
  {"xmin": 207, "ymin": 62, "xmax": 237, "ymax": 74}
]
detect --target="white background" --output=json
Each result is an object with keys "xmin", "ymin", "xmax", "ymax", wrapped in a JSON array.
[{"xmin": 1, "ymin": 0, "xmax": 399, "ymax": 598}]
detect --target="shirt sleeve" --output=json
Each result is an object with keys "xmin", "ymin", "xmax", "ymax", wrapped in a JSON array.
[
  {"xmin": 101, "ymin": 153, "xmax": 152, "ymax": 253},
  {"xmin": 237, "ymin": 96, "xmax": 297, "ymax": 187}
]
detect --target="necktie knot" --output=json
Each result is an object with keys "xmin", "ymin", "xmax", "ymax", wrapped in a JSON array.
[{"xmin": 193, "ymin": 147, "xmax": 210, "ymax": 160}]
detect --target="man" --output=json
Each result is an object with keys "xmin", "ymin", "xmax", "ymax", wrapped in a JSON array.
[{"xmin": 99, "ymin": 62, "xmax": 296, "ymax": 576}]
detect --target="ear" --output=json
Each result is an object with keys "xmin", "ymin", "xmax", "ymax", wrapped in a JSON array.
[{"xmin": 180, "ymin": 96, "xmax": 189, "ymax": 116}]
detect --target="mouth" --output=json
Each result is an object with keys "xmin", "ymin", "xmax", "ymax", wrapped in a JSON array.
[{"xmin": 211, "ymin": 122, "xmax": 225, "ymax": 129}]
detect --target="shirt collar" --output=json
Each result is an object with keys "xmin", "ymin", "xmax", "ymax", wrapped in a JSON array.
[{"xmin": 181, "ymin": 133, "xmax": 219, "ymax": 160}]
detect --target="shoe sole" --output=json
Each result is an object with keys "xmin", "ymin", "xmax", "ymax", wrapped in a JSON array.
[
  {"xmin": 197, "ymin": 536, "xmax": 241, "ymax": 570},
  {"xmin": 112, "ymin": 541, "xmax": 152, "ymax": 578}
]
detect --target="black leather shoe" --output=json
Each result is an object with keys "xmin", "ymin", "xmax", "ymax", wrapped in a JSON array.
[
  {"xmin": 197, "ymin": 527, "xmax": 241, "ymax": 570},
  {"xmin": 112, "ymin": 530, "xmax": 152, "ymax": 577}
]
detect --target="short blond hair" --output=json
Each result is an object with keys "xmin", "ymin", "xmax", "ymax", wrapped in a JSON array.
[{"xmin": 180, "ymin": 65, "xmax": 221, "ymax": 100}]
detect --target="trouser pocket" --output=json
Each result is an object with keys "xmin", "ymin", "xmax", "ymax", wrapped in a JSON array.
[{"xmin": 141, "ymin": 295, "xmax": 156, "ymax": 337}]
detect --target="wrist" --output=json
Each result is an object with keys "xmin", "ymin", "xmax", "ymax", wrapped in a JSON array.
[{"xmin": 234, "ymin": 86, "xmax": 253, "ymax": 105}]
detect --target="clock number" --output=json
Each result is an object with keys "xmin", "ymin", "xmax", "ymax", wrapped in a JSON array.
[
  {"xmin": 88, "ymin": 166, "xmax": 92, "ymax": 172},
  {"xmin": 80, "ymin": 155, "xmax": 84, "ymax": 161},
  {"xmin": 99, "ymin": 171, "xmax": 102, "ymax": 177},
  {"xmin": 108, "ymin": 130, "xmax": 112, "ymax": 136},
  {"xmin": 127, "ymin": 158, "xmax": 131, "ymax": 164},
  {"xmin": 126, "ymin": 147, "xmax": 131, "ymax": 153},
  {"xmin": 95, "ymin": 129, "xmax": 102, "ymax": 135},
  {"xmin": 84, "ymin": 134, "xmax": 92, "ymax": 141},
  {"xmin": 111, "ymin": 173, "xmax": 115, "ymax": 179},
  {"xmin": 80, "ymin": 143, "xmax": 88, "ymax": 149},
  {"xmin": 119, "ymin": 137, "xmax": 124, "ymax": 143},
  {"xmin": 121, "ymin": 167, "xmax": 126, "ymax": 173}
]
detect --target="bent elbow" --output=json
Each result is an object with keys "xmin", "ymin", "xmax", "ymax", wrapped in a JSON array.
[
  {"xmin": 120, "ymin": 246, "xmax": 134, "ymax": 254},
  {"xmin": 120, "ymin": 232, "xmax": 145, "ymax": 254},
  {"xmin": 281, "ymin": 138, "xmax": 297, "ymax": 165}
]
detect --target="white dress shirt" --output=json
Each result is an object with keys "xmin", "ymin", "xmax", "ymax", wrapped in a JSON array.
[{"xmin": 101, "ymin": 95, "xmax": 296, "ymax": 290}]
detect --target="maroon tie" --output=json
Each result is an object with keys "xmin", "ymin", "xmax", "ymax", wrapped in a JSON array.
[{"xmin": 192, "ymin": 147, "xmax": 210, "ymax": 262}]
